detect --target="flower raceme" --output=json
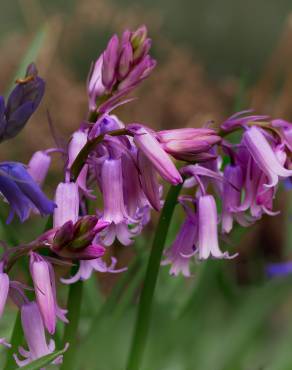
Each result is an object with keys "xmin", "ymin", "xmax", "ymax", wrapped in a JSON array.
[{"xmin": 2, "ymin": 27, "xmax": 292, "ymax": 367}]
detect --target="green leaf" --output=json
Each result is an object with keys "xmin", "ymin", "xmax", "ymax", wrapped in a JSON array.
[
  {"xmin": 13, "ymin": 347, "xmax": 67, "ymax": 370},
  {"xmin": 5, "ymin": 25, "xmax": 48, "ymax": 97}
]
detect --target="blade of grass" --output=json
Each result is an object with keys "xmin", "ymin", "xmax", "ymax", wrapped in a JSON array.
[{"xmin": 5, "ymin": 24, "xmax": 48, "ymax": 96}]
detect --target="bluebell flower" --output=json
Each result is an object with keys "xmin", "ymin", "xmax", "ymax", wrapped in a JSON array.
[
  {"xmin": 266, "ymin": 261, "xmax": 292, "ymax": 278},
  {"xmin": 0, "ymin": 63, "xmax": 45, "ymax": 141},
  {"xmin": 0, "ymin": 162, "xmax": 55, "ymax": 223}
]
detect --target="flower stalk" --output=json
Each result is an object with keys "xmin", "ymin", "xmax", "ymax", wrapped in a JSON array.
[{"xmin": 126, "ymin": 183, "xmax": 182, "ymax": 370}]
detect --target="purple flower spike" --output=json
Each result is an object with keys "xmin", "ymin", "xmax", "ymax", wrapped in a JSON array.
[
  {"xmin": 243, "ymin": 126, "xmax": 292, "ymax": 188},
  {"xmin": 53, "ymin": 182, "xmax": 79, "ymax": 228},
  {"xmin": 102, "ymin": 35, "xmax": 119, "ymax": 90},
  {"xmin": 162, "ymin": 215, "xmax": 197, "ymax": 277},
  {"xmin": 27, "ymin": 151, "xmax": 51, "ymax": 186},
  {"xmin": 0, "ymin": 162, "xmax": 55, "ymax": 223},
  {"xmin": 14, "ymin": 302, "xmax": 65, "ymax": 367},
  {"xmin": 129, "ymin": 124, "xmax": 182, "ymax": 185},
  {"xmin": 198, "ymin": 195, "xmax": 236, "ymax": 260},
  {"xmin": 30, "ymin": 253, "xmax": 56, "ymax": 334},
  {"xmin": 0, "ymin": 266, "xmax": 9, "ymax": 318}
]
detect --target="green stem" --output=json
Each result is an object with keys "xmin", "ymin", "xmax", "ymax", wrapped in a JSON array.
[
  {"xmin": 4, "ymin": 311, "xmax": 23, "ymax": 370},
  {"xmin": 60, "ymin": 279, "xmax": 83, "ymax": 370},
  {"xmin": 126, "ymin": 184, "xmax": 182, "ymax": 370}
]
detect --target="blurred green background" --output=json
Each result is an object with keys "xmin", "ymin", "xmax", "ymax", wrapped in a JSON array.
[{"xmin": 2, "ymin": 1, "xmax": 292, "ymax": 370}]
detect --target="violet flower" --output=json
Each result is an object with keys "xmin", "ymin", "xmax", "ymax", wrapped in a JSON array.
[
  {"xmin": 221, "ymin": 164, "xmax": 246, "ymax": 233},
  {"xmin": 162, "ymin": 213, "xmax": 197, "ymax": 277},
  {"xmin": 0, "ymin": 63, "xmax": 45, "ymax": 141},
  {"xmin": 197, "ymin": 195, "xmax": 235, "ymax": 260},
  {"xmin": 243, "ymin": 126, "xmax": 292, "ymax": 188},
  {"xmin": 14, "ymin": 302, "xmax": 65, "ymax": 367},
  {"xmin": 0, "ymin": 162, "xmax": 55, "ymax": 223}
]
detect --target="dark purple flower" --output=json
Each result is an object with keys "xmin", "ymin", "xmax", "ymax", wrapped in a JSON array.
[{"xmin": 0, "ymin": 63, "xmax": 45, "ymax": 141}]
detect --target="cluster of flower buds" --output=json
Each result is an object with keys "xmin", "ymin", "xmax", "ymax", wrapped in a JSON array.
[
  {"xmin": 87, "ymin": 25, "xmax": 156, "ymax": 114},
  {"xmin": 1, "ymin": 25, "xmax": 292, "ymax": 367}
]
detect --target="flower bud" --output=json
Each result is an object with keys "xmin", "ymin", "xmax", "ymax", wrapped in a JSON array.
[{"xmin": 102, "ymin": 34, "xmax": 119, "ymax": 90}]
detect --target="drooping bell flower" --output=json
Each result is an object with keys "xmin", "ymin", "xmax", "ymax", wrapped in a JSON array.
[
  {"xmin": 128, "ymin": 124, "xmax": 182, "ymax": 185},
  {"xmin": 0, "ymin": 63, "xmax": 45, "ymax": 142},
  {"xmin": 137, "ymin": 151, "xmax": 161, "ymax": 211},
  {"xmin": 157, "ymin": 128, "xmax": 221, "ymax": 162},
  {"xmin": 0, "ymin": 162, "xmax": 55, "ymax": 223},
  {"xmin": 101, "ymin": 158, "xmax": 132, "ymax": 224},
  {"xmin": 29, "ymin": 253, "xmax": 56, "ymax": 334},
  {"xmin": 162, "ymin": 213, "xmax": 197, "ymax": 277},
  {"xmin": 27, "ymin": 150, "xmax": 51, "ymax": 186},
  {"xmin": 221, "ymin": 164, "xmax": 245, "ymax": 233},
  {"xmin": 0, "ymin": 263, "xmax": 9, "ymax": 318},
  {"xmin": 197, "ymin": 195, "xmax": 236, "ymax": 260},
  {"xmin": 14, "ymin": 302, "xmax": 65, "ymax": 367},
  {"xmin": 243, "ymin": 126, "xmax": 292, "ymax": 187},
  {"xmin": 53, "ymin": 182, "xmax": 79, "ymax": 228},
  {"xmin": 236, "ymin": 148, "xmax": 278, "ymax": 219}
]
